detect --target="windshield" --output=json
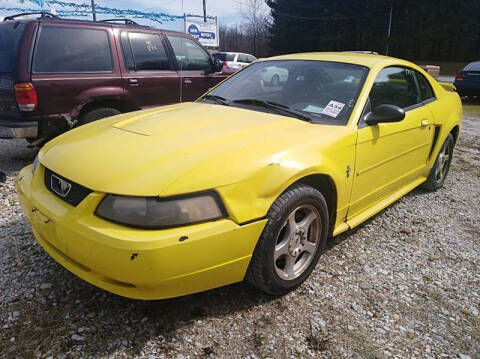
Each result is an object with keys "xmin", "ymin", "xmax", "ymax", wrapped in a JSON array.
[
  {"xmin": 0, "ymin": 22, "xmax": 26, "ymax": 73},
  {"xmin": 202, "ymin": 60, "xmax": 368, "ymax": 125}
]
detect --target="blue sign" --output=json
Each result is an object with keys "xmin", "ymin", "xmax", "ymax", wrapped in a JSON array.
[{"xmin": 187, "ymin": 24, "xmax": 216, "ymax": 41}]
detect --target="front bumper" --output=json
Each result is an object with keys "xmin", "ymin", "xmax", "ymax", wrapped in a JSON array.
[
  {"xmin": 0, "ymin": 115, "xmax": 38, "ymax": 139},
  {"xmin": 17, "ymin": 165, "xmax": 267, "ymax": 300}
]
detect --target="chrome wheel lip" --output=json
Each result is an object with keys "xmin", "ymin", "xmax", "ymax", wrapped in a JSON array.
[{"xmin": 274, "ymin": 204, "xmax": 321, "ymax": 281}]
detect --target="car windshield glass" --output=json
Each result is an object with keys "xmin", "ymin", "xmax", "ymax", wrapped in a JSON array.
[
  {"xmin": 0, "ymin": 22, "xmax": 26, "ymax": 73},
  {"xmin": 203, "ymin": 60, "xmax": 368, "ymax": 125}
]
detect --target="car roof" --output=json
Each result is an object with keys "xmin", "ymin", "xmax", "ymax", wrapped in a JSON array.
[{"xmin": 262, "ymin": 52, "xmax": 409, "ymax": 69}]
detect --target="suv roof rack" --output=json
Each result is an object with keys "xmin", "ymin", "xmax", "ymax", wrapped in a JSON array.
[
  {"xmin": 99, "ymin": 18, "xmax": 141, "ymax": 26},
  {"xmin": 3, "ymin": 12, "xmax": 59, "ymax": 21}
]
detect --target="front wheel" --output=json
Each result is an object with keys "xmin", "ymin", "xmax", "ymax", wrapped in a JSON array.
[
  {"xmin": 246, "ymin": 184, "xmax": 328, "ymax": 295},
  {"xmin": 422, "ymin": 133, "xmax": 455, "ymax": 191}
]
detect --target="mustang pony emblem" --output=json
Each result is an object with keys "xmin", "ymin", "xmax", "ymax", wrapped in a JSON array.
[{"xmin": 51, "ymin": 174, "xmax": 72, "ymax": 197}]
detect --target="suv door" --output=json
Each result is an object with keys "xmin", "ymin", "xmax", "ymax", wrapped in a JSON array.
[
  {"xmin": 166, "ymin": 35, "xmax": 224, "ymax": 101},
  {"xmin": 348, "ymin": 66, "xmax": 435, "ymax": 223},
  {"xmin": 31, "ymin": 24, "xmax": 122, "ymax": 126},
  {"xmin": 120, "ymin": 31, "xmax": 180, "ymax": 108}
]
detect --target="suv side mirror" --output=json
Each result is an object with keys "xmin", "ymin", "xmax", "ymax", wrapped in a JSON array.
[
  {"xmin": 212, "ymin": 57, "xmax": 223, "ymax": 73},
  {"xmin": 364, "ymin": 104, "xmax": 405, "ymax": 126}
]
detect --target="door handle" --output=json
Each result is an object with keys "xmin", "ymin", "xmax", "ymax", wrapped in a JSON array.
[
  {"xmin": 184, "ymin": 78, "xmax": 192, "ymax": 85},
  {"xmin": 128, "ymin": 78, "xmax": 139, "ymax": 86},
  {"xmin": 421, "ymin": 119, "xmax": 431, "ymax": 127}
]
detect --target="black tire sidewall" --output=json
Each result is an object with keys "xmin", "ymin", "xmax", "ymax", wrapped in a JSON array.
[
  {"xmin": 80, "ymin": 107, "xmax": 121, "ymax": 126},
  {"xmin": 260, "ymin": 187, "xmax": 329, "ymax": 293},
  {"xmin": 431, "ymin": 134, "xmax": 454, "ymax": 188}
]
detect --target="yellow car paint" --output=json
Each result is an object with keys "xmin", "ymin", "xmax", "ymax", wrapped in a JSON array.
[{"xmin": 17, "ymin": 52, "xmax": 462, "ymax": 299}]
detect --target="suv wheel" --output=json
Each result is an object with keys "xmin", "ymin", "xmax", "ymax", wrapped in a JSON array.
[
  {"xmin": 246, "ymin": 184, "xmax": 328, "ymax": 295},
  {"xmin": 79, "ymin": 107, "xmax": 121, "ymax": 126}
]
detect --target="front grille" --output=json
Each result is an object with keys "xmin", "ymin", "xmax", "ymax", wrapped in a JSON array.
[{"xmin": 44, "ymin": 168, "xmax": 93, "ymax": 206}]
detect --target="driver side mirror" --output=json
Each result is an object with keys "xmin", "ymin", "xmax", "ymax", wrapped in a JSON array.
[{"xmin": 364, "ymin": 104, "xmax": 405, "ymax": 126}]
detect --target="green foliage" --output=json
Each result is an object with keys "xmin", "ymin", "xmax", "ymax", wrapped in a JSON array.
[{"xmin": 266, "ymin": 0, "xmax": 480, "ymax": 61}]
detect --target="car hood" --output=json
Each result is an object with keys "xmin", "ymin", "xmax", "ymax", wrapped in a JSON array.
[{"xmin": 40, "ymin": 102, "xmax": 345, "ymax": 196}]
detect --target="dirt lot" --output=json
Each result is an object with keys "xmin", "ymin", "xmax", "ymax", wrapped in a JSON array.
[{"xmin": 0, "ymin": 102, "xmax": 479, "ymax": 359}]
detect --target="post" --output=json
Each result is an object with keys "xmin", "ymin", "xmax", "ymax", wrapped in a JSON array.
[
  {"xmin": 91, "ymin": 0, "xmax": 96, "ymax": 21},
  {"xmin": 385, "ymin": 1, "xmax": 393, "ymax": 55},
  {"xmin": 203, "ymin": 0, "xmax": 207, "ymax": 22}
]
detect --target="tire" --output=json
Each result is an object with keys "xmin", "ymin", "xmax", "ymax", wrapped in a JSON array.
[
  {"xmin": 270, "ymin": 74, "xmax": 280, "ymax": 87},
  {"xmin": 246, "ymin": 184, "xmax": 329, "ymax": 295},
  {"xmin": 422, "ymin": 133, "xmax": 455, "ymax": 191},
  {"xmin": 79, "ymin": 107, "xmax": 121, "ymax": 126}
]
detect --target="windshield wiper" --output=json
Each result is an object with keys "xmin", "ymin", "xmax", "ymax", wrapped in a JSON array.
[
  {"xmin": 232, "ymin": 99, "xmax": 313, "ymax": 122},
  {"xmin": 200, "ymin": 94, "xmax": 230, "ymax": 106}
]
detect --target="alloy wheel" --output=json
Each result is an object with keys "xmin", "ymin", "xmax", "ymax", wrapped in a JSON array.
[{"xmin": 274, "ymin": 205, "xmax": 321, "ymax": 280}]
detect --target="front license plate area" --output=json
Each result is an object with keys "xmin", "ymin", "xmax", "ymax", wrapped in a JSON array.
[{"xmin": 32, "ymin": 208, "xmax": 56, "ymax": 243}]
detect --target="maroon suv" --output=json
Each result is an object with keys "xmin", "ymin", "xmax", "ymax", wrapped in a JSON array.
[{"xmin": 0, "ymin": 13, "xmax": 226, "ymax": 144}]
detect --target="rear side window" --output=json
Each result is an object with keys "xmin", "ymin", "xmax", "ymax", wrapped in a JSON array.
[
  {"xmin": 0, "ymin": 22, "xmax": 26, "ymax": 73},
  {"xmin": 415, "ymin": 71, "xmax": 435, "ymax": 101},
  {"xmin": 167, "ymin": 36, "xmax": 211, "ymax": 71},
  {"xmin": 369, "ymin": 67, "xmax": 421, "ymax": 110},
  {"xmin": 464, "ymin": 61, "xmax": 480, "ymax": 71},
  {"xmin": 33, "ymin": 27, "xmax": 113, "ymax": 73},
  {"xmin": 237, "ymin": 54, "xmax": 248, "ymax": 63},
  {"xmin": 125, "ymin": 32, "xmax": 170, "ymax": 71}
]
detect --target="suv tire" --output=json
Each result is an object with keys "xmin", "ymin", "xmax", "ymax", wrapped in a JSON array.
[{"xmin": 79, "ymin": 107, "xmax": 121, "ymax": 126}]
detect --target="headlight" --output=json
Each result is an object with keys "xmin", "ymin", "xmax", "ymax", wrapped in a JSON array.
[
  {"xmin": 32, "ymin": 155, "xmax": 39, "ymax": 174},
  {"xmin": 95, "ymin": 192, "xmax": 226, "ymax": 228}
]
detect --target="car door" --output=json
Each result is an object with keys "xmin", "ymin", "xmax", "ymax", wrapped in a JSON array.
[
  {"xmin": 119, "ymin": 31, "xmax": 180, "ymax": 108},
  {"xmin": 166, "ymin": 35, "xmax": 224, "ymax": 102},
  {"xmin": 348, "ymin": 66, "xmax": 435, "ymax": 221}
]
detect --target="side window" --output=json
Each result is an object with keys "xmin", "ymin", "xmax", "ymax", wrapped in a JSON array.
[
  {"xmin": 126, "ymin": 32, "xmax": 170, "ymax": 71},
  {"xmin": 415, "ymin": 71, "xmax": 435, "ymax": 101},
  {"xmin": 33, "ymin": 26, "xmax": 113, "ymax": 73},
  {"xmin": 237, "ymin": 54, "xmax": 248, "ymax": 63},
  {"xmin": 246, "ymin": 55, "xmax": 256, "ymax": 63},
  {"xmin": 369, "ymin": 67, "xmax": 421, "ymax": 110},
  {"xmin": 167, "ymin": 36, "xmax": 211, "ymax": 71},
  {"xmin": 120, "ymin": 32, "xmax": 135, "ymax": 71}
]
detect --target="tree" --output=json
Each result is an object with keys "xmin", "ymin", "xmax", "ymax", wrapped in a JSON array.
[
  {"xmin": 237, "ymin": 0, "xmax": 269, "ymax": 56},
  {"xmin": 266, "ymin": 0, "xmax": 480, "ymax": 62}
]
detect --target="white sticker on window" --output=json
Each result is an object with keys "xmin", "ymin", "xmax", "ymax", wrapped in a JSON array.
[{"xmin": 321, "ymin": 100, "xmax": 345, "ymax": 118}]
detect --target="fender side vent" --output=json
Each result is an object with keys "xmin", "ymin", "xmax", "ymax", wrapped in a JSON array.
[{"xmin": 428, "ymin": 126, "xmax": 441, "ymax": 160}]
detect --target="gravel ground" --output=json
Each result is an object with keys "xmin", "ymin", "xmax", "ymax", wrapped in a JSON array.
[{"xmin": 1, "ymin": 103, "xmax": 479, "ymax": 359}]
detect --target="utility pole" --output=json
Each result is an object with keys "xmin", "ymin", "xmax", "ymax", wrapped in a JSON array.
[
  {"xmin": 385, "ymin": 1, "xmax": 393, "ymax": 55},
  {"xmin": 91, "ymin": 0, "xmax": 96, "ymax": 21},
  {"xmin": 203, "ymin": 0, "xmax": 207, "ymax": 22}
]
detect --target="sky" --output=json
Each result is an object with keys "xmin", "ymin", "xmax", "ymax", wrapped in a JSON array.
[{"xmin": 0, "ymin": 0, "xmax": 250, "ymax": 30}]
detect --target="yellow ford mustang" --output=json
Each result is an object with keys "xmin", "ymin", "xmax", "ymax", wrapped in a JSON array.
[{"xmin": 17, "ymin": 53, "xmax": 462, "ymax": 300}]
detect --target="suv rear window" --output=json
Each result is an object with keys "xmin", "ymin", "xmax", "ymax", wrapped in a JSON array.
[
  {"xmin": 0, "ymin": 22, "xmax": 26, "ymax": 73},
  {"xmin": 33, "ymin": 26, "xmax": 113, "ymax": 73}
]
